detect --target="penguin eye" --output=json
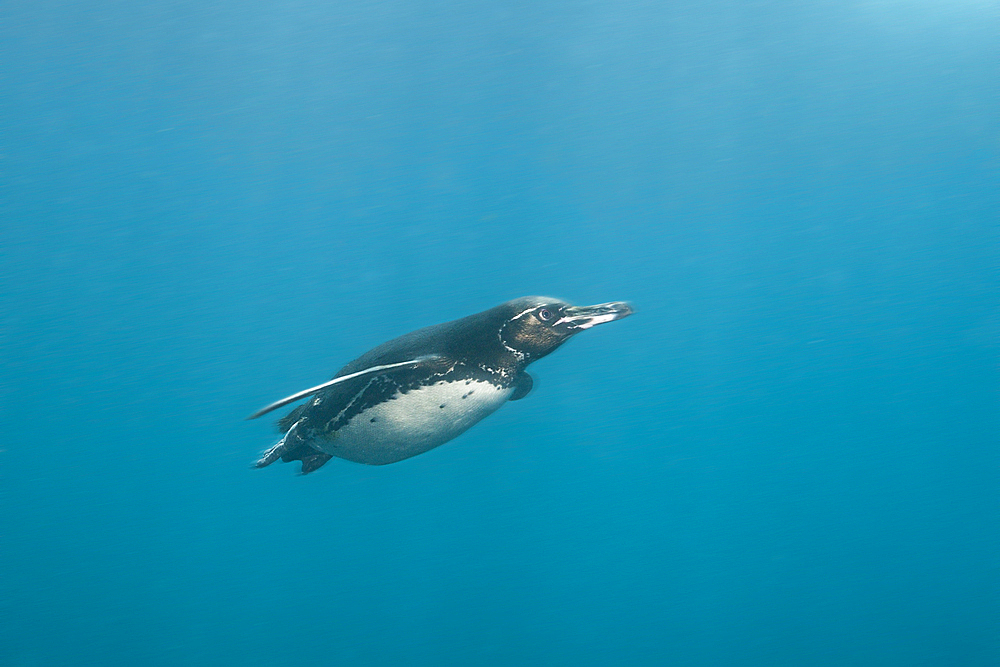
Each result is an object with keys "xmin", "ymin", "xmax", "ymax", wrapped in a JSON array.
[{"xmin": 538, "ymin": 308, "xmax": 552, "ymax": 321}]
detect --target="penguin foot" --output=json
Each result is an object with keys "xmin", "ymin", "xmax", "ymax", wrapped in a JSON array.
[
  {"xmin": 254, "ymin": 440, "xmax": 332, "ymax": 474},
  {"xmin": 299, "ymin": 453, "xmax": 333, "ymax": 474},
  {"xmin": 254, "ymin": 442, "xmax": 285, "ymax": 468}
]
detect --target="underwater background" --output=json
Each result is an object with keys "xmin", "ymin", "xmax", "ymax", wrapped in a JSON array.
[{"xmin": 2, "ymin": 1, "xmax": 998, "ymax": 665}]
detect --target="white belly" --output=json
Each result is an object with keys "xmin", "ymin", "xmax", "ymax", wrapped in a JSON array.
[{"xmin": 314, "ymin": 379, "xmax": 514, "ymax": 465}]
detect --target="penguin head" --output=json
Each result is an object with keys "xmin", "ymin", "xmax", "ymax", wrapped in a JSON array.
[{"xmin": 499, "ymin": 296, "xmax": 633, "ymax": 362}]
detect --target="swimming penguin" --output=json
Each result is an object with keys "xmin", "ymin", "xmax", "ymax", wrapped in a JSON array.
[{"xmin": 249, "ymin": 296, "xmax": 633, "ymax": 473}]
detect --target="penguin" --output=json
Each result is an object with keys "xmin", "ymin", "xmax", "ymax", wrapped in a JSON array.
[{"xmin": 248, "ymin": 296, "xmax": 633, "ymax": 473}]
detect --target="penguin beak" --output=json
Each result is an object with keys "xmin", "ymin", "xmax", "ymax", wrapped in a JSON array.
[{"xmin": 555, "ymin": 301, "xmax": 634, "ymax": 331}]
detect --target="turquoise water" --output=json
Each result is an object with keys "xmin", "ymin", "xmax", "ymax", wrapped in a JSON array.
[{"xmin": 2, "ymin": 1, "xmax": 997, "ymax": 664}]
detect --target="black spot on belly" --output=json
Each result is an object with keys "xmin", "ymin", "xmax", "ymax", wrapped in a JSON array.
[
  {"xmin": 439, "ymin": 404, "xmax": 446, "ymax": 409},
  {"xmin": 370, "ymin": 417, "xmax": 376, "ymax": 423}
]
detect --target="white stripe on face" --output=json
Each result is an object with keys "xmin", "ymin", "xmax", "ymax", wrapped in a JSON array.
[
  {"xmin": 553, "ymin": 312, "xmax": 619, "ymax": 329},
  {"xmin": 570, "ymin": 312, "xmax": 620, "ymax": 329},
  {"xmin": 509, "ymin": 306, "xmax": 537, "ymax": 321}
]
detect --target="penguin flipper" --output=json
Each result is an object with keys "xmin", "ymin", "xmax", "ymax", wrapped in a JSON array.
[
  {"xmin": 247, "ymin": 354, "xmax": 443, "ymax": 420},
  {"xmin": 509, "ymin": 372, "xmax": 534, "ymax": 401}
]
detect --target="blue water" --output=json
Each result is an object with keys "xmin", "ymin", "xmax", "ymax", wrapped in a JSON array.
[{"xmin": 2, "ymin": 1, "xmax": 998, "ymax": 664}]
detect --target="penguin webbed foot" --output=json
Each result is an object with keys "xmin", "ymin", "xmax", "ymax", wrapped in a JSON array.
[
  {"xmin": 254, "ymin": 442, "xmax": 285, "ymax": 469},
  {"xmin": 298, "ymin": 453, "xmax": 333, "ymax": 474},
  {"xmin": 254, "ymin": 440, "xmax": 332, "ymax": 474}
]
